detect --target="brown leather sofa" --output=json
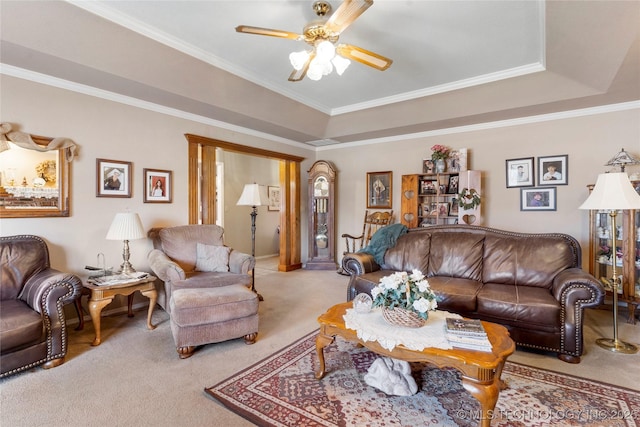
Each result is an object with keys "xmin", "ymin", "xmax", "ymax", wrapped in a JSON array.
[
  {"xmin": 1, "ymin": 235, "xmax": 82, "ymax": 377},
  {"xmin": 343, "ymin": 225, "xmax": 605, "ymax": 363}
]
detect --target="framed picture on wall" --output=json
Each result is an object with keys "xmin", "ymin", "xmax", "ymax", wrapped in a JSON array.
[
  {"xmin": 143, "ymin": 168, "xmax": 172, "ymax": 203},
  {"xmin": 96, "ymin": 158, "xmax": 132, "ymax": 198},
  {"xmin": 505, "ymin": 157, "xmax": 534, "ymax": 188},
  {"xmin": 538, "ymin": 155, "xmax": 568, "ymax": 186},
  {"xmin": 268, "ymin": 186, "xmax": 280, "ymax": 211},
  {"xmin": 520, "ymin": 187, "xmax": 557, "ymax": 211},
  {"xmin": 367, "ymin": 171, "xmax": 392, "ymax": 209}
]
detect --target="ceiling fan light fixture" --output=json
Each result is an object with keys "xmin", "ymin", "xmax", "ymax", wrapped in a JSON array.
[
  {"xmin": 332, "ymin": 54, "xmax": 350, "ymax": 75},
  {"xmin": 307, "ymin": 58, "xmax": 325, "ymax": 80},
  {"xmin": 289, "ymin": 50, "xmax": 310, "ymax": 71},
  {"xmin": 315, "ymin": 40, "xmax": 336, "ymax": 61}
]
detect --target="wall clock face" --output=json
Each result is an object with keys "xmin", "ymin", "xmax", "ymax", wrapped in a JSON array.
[{"xmin": 314, "ymin": 176, "xmax": 329, "ymax": 197}]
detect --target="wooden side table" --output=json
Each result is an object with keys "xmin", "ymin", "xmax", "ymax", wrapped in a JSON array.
[{"xmin": 75, "ymin": 275, "xmax": 158, "ymax": 346}]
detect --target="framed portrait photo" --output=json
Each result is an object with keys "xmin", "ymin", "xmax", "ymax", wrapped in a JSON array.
[
  {"xmin": 96, "ymin": 159, "xmax": 132, "ymax": 198},
  {"xmin": 520, "ymin": 187, "xmax": 557, "ymax": 211},
  {"xmin": 506, "ymin": 157, "xmax": 534, "ymax": 188},
  {"xmin": 538, "ymin": 155, "xmax": 568, "ymax": 186},
  {"xmin": 367, "ymin": 171, "xmax": 392, "ymax": 209},
  {"xmin": 143, "ymin": 168, "xmax": 172, "ymax": 203},
  {"xmin": 267, "ymin": 186, "xmax": 280, "ymax": 211}
]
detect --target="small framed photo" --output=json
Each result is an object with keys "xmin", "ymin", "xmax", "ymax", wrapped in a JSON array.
[
  {"xmin": 506, "ymin": 157, "xmax": 534, "ymax": 188},
  {"xmin": 420, "ymin": 180, "xmax": 437, "ymax": 194},
  {"xmin": 450, "ymin": 197, "xmax": 459, "ymax": 215},
  {"xmin": 97, "ymin": 159, "xmax": 132, "ymax": 198},
  {"xmin": 423, "ymin": 159, "xmax": 435, "ymax": 174},
  {"xmin": 143, "ymin": 168, "xmax": 172, "ymax": 203},
  {"xmin": 538, "ymin": 155, "xmax": 568, "ymax": 186},
  {"xmin": 267, "ymin": 186, "xmax": 280, "ymax": 211},
  {"xmin": 367, "ymin": 171, "xmax": 392, "ymax": 209},
  {"xmin": 448, "ymin": 175, "xmax": 459, "ymax": 194},
  {"xmin": 436, "ymin": 202, "xmax": 450, "ymax": 217},
  {"xmin": 520, "ymin": 187, "xmax": 557, "ymax": 211},
  {"xmin": 447, "ymin": 148, "xmax": 468, "ymax": 172}
]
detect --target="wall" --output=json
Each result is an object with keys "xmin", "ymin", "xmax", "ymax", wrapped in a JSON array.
[
  {"xmin": 320, "ymin": 107, "xmax": 640, "ymax": 270},
  {"xmin": 0, "ymin": 75, "xmax": 314, "ymax": 277},
  {"xmin": 2, "ymin": 75, "xmax": 639, "ymax": 277}
]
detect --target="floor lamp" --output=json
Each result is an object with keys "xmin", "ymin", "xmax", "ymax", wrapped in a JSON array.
[
  {"xmin": 237, "ymin": 183, "xmax": 268, "ymax": 301},
  {"xmin": 579, "ymin": 172, "xmax": 640, "ymax": 354}
]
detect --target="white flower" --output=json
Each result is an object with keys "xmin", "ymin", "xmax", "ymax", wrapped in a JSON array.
[
  {"xmin": 416, "ymin": 279, "xmax": 431, "ymax": 293},
  {"xmin": 371, "ymin": 285, "xmax": 382, "ymax": 299},
  {"xmin": 380, "ymin": 273, "xmax": 402, "ymax": 290},
  {"xmin": 409, "ymin": 269, "xmax": 425, "ymax": 282},
  {"xmin": 412, "ymin": 297, "xmax": 432, "ymax": 313}
]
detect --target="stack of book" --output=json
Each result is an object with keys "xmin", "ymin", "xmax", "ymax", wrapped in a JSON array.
[{"xmin": 445, "ymin": 318, "xmax": 492, "ymax": 352}]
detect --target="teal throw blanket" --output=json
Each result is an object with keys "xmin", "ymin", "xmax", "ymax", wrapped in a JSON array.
[{"xmin": 358, "ymin": 223, "xmax": 408, "ymax": 265}]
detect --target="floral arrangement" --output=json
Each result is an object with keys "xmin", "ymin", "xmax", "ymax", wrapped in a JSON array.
[
  {"xmin": 371, "ymin": 270, "xmax": 438, "ymax": 321},
  {"xmin": 430, "ymin": 144, "xmax": 450, "ymax": 161},
  {"xmin": 35, "ymin": 160, "xmax": 56, "ymax": 184}
]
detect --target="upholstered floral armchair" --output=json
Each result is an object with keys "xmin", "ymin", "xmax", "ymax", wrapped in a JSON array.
[
  {"xmin": 0, "ymin": 235, "xmax": 82, "ymax": 378},
  {"xmin": 147, "ymin": 225, "xmax": 255, "ymax": 313}
]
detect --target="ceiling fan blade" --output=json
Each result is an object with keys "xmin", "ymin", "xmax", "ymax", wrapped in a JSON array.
[
  {"xmin": 325, "ymin": 0, "xmax": 373, "ymax": 34},
  {"xmin": 235, "ymin": 25, "xmax": 302, "ymax": 40},
  {"xmin": 336, "ymin": 44, "xmax": 392, "ymax": 71},
  {"xmin": 288, "ymin": 53, "xmax": 315, "ymax": 82}
]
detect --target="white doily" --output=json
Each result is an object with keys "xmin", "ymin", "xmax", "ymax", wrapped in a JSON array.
[{"xmin": 343, "ymin": 307, "xmax": 463, "ymax": 352}]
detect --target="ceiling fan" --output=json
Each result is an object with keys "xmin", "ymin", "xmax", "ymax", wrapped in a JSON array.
[{"xmin": 235, "ymin": 0, "xmax": 392, "ymax": 82}]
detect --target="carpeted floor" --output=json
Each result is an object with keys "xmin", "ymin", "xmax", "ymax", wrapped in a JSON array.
[
  {"xmin": 206, "ymin": 331, "xmax": 640, "ymax": 427},
  {"xmin": 1, "ymin": 258, "xmax": 638, "ymax": 426}
]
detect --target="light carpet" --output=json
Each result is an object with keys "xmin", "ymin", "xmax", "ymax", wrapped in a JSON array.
[{"xmin": 206, "ymin": 331, "xmax": 640, "ymax": 427}]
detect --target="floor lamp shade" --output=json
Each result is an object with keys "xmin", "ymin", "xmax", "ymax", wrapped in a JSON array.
[
  {"xmin": 579, "ymin": 172, "xmax": 640, "ymax": 354},
  {"xmin": 236, "ymin": 183, "xmax": 268, "ymax": 207},
  {"xmin": 579, "ymin": 172, "xmax": 640, "ymax": 210},
  {"xmin": 106, "ymin": 212, "xmax": 145, "ymax": 274}
]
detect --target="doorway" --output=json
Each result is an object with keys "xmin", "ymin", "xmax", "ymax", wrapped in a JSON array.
[{"xmin": 185, "ymin": 133, "xmax": 304, "ymax": 271}]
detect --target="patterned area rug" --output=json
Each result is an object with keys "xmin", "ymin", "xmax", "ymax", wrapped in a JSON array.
[{"xmin": 205, "ymin": 331, "xmax": 640, "ymax": 426}]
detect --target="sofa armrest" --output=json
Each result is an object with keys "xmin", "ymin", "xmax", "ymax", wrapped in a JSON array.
[
  {"xmin": 229, "ymin": 250, "xmax": 255, "ymax": 275},
  {"xmin": 20, "ymin": 269, "xmax": 82, "ymax": 313},
  {"xmin": 19, "ymin": 269, "xmax": 82, "ymax": 357},
  {"xmin": 148, "ymin": 249, "xmax": 186, "ymax": 282},
  {"xmin": 341, "ymin": 252, "xmax": 380, "ymax": 276},
  {"xmin": 551, "ymin": 268, "xmax": 605, "ymax": 356}
]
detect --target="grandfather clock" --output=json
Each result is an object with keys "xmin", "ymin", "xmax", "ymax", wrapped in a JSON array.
[{"xmin": 306, "ymin": 160, "xmax": 337, "ymax": 270}]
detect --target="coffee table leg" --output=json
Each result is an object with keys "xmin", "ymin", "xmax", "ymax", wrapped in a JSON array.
[
  {"xmin": 315, "ymin": 332, "xmax": 335, "ymax": 379},
  {"xmin": 140, "ymin": 288, "xmax": 157, "ymax": 330}
]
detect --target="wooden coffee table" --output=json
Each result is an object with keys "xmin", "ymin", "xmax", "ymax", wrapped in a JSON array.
[{"xmin": 316, "ymin": 302, "xmax": 515, "ymax": 427}]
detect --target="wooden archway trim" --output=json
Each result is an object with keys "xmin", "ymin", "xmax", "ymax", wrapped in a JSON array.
[{"xmin": 185, "ymin": 133, "xmax": 303, "ymax": 272}]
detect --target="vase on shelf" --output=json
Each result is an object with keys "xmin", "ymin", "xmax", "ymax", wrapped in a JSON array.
[{"xmin": 434, "ymin": 159, "xmax": 446, "ymax": 173}]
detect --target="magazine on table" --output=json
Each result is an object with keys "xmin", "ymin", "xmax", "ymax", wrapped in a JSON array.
[{"xmin": 88, "ymin": 271, "xmax": 150, "ymax": 286}]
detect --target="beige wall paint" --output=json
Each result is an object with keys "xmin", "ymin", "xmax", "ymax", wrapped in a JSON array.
[
  {"xmin": 1, "ymin": 75, "xmax": 639, "ymax": 277},
  {"xmin": 0, "ymin": 76, "xmax": 314, "ymax": 276},
  {"xmin": 320, "ymin": 109, "xmax": 640, "ymax": 270}
]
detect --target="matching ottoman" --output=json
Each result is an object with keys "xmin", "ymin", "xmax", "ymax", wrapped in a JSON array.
[{"xmin": 169, "ymin": 284, "xmax": 259, "ymax": 359}]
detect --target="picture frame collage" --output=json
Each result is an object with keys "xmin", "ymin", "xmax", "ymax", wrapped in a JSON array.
[
  {"xmin": 505, "ymin": 155, "xmax": 567, "ymax": 211},
  {"xmin": 96, "ymin": 158, "xmax": 172, "ymax": 203}
]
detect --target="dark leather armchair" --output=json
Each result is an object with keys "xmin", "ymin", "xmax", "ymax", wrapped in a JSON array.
[{"xmin": 1, "ymin": 235, "xmax": 82, "ymax": 378}]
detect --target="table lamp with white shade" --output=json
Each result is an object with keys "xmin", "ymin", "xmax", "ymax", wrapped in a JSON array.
[
  {"xmin": 579, "ymin": 172, "xmax": 640, "ymax": 354},
  {"xmin": 106, "ymin": 212, "xmax": 146, "ymax": 275}
]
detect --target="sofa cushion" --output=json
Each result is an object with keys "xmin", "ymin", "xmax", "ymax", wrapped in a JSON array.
[
  {"xmin": 0, "ymin": 237, "xmax": 49, "ymax": 300},
  {"xmin": 382, "ymin": 231, "xmax": 430, "ymax": 273},
  {"xmin": 427, "ymin": 232, "xmax": 484, "ymax": 281},
  {"xmin": 173, "ymin": 271, "xmax": 251, "ymax": 290},
  {"xmin": 0, "ymin": 300, "xmax": 44, "ymax": 353},
  {"xmin": 195, "ymin": 243, "xmax": 230, "ymax": 272},
  {"xmin": 428, "ymin": 276, "xmax": 481, "ymax": 313},
  {"xmin": 482, "ymin": 234, "xmax": 576, "ymax": 288},
  {"xmin": 170, "ymin": 285, "xmax": 258, "ymax": 327},
  {"xmin": 159, "ymin": 225, "xmax": 225, "ymax": 272},
  {"xmin": 476, "ymin": 283, "xmax": 560, "ymax": 331}
]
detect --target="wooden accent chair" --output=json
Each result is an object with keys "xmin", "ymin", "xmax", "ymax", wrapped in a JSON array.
[{"xmin": 338, "ymin": 210, "xmax": 393, "ymax": 275}]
